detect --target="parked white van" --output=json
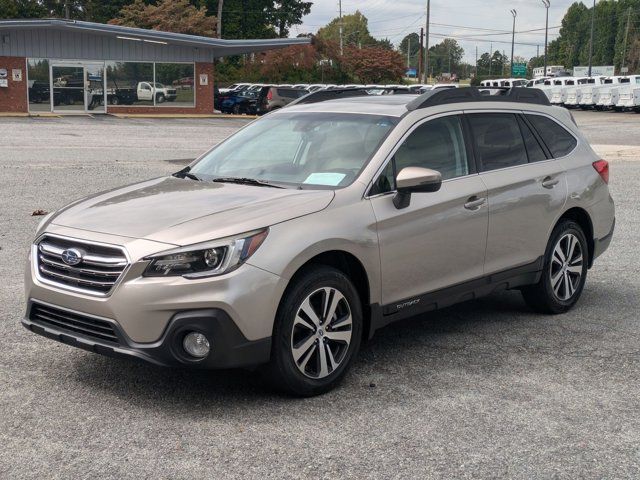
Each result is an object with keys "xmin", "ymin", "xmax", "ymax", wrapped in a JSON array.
[
  {"xmin": 500, "ymin": 78, "xmax": 528, "ymax": 87},
  {"xmin": 565, "ymin": 77, "xmax": 605, "ymax": 108},
  {"xmin": 549, "ymin": 77, "xmax": 575, "ymax": 105},
  {"xmin": 596, "ymin": 77, "xmax": 626, "ymax": 110},
  {"xmin": 578, "ymin": 77, "xmax": 608, "ymax": 109},
  {"xmin": 615, "ymin": 76, "xmax": 640, "ymax": 112}
]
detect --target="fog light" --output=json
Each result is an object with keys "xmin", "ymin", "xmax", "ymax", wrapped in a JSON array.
[{"xmin": 183, "ymin": 332, "xmax": 210, "ymax": 358}]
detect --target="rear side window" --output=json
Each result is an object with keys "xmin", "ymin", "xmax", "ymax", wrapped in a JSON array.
[
  {"xmin": 467, "ymin": 113, "xmax": 528, "ymax": 171},
  {"xmin": 517, "ymin": 116, "xmax": 548, "ymax": 163},
  {"xmin": 526, "ymin": 115, "xmax": 577, "ymax": 158}
]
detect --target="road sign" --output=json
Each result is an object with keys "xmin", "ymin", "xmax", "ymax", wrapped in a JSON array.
[{"xmin": 511, "ymin": 63, "xmax": 527, "ymax": 77}]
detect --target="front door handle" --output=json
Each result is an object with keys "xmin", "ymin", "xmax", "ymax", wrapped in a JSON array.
[
  {"xmin": 542, "ymin": 176, "xmax": 560, "ymax": 189},
  {"xmin": 464, "ymin": 196, "xmax": 486, "ymax": 211}
]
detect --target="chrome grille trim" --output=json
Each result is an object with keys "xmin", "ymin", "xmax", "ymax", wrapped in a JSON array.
[{"xmin": 34, "ymin": 234, "xmax": 130, "ymax": 297}]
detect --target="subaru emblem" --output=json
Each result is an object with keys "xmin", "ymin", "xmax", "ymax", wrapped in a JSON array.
[{"xmin": 61, "ymin": 248, "xmax": 83, "ymax": 266}]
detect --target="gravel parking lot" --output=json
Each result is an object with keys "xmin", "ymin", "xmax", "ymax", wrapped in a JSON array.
[{"xmin": 1, "ymin": 111, "xmax": 639, "ymax": 479}]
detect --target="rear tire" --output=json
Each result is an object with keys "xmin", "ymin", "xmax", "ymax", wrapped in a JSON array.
[
  {"xmin": 266, "ymin": 266, "xmax": 362, "ymax": 396},
  {"xmin": 521, "ymin": 220, "xmax": 588, "ymax": 314}
]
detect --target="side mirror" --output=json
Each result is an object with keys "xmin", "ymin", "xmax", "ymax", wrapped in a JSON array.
[{"xmin": 393, "ymin": 167, "xmax": 442, "ymax": 209}]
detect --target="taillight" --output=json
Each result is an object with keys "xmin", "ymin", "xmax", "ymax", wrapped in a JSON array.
[
  {"xmin": 267, "ymin": 89, "xmax": 273, "ymax": 101},
  {"xmin": 593, "ymin": 159, "xmax": 609, "ymax": 184}
]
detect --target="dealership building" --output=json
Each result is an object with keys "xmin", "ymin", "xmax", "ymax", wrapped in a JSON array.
[{"xmin": 0, "ymin": 19, "xmax": 309, "ymax": 114}]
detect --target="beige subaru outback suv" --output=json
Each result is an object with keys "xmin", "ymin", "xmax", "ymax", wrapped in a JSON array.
[{"xmin": 24, "ymin": 88, "xmax": 615, "ymax": 396}]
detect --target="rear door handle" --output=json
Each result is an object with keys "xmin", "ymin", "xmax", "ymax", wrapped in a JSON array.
[
  {"xmin": 542, "ymin": 176, "xmax": 560, "ymax": 189},
  {"xmin": 464, "ymin": 196, "xmax": 486, "ymax": 211}
]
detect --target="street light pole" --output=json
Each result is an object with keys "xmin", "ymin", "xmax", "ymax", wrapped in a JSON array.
[
  {"xmin": 542, "ymin": 0, "xmax": 550, "ymax": 76},
  {"xmin": 510, "ymin": 9, "xmax": 517, "ymax": 77},
  {"xmin": 588, "ymin": 0, "xmax": 595, "ymax": 77}
]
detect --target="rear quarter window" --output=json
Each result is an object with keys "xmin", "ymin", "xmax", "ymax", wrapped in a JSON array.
[
  {"xmin": 467, "ymin": 113, "xmax": 528, "ymax": 171},
  {"xmin": 526, "ymin": 115, "xmax": 577, "ymax": 158}
]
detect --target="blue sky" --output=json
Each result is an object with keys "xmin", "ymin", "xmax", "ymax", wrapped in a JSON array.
[{"xmin": 292, "ymin": 0, "xmax": 582, "ymax": 63}]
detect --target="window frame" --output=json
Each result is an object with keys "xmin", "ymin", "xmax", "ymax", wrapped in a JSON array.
[
  {"xmin": 465, "ymin": 111, "xmax": 531, "ymax": 173},
  {"xmin": 365, "ymin": 111, "xmax": 477, "ymax": 199},
  {"xmin": 516, "ymin": 114, "xmax": 551, "ymax": 163},
  {"xmin": 523, "ymin": 112, "xmax": 579, "ymax": 159}
]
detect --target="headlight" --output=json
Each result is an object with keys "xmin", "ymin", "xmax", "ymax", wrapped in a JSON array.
[{"xmin": 143, "ymin": 229, "xmax": 268, "ymax": 279}]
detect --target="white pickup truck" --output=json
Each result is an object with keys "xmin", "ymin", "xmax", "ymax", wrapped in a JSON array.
[
  {"xmin": 137, "ymin": 82, "xmax": 178, "ymax": 103},
  {"xmin": 615, "ymin": 76, "xmax": 640, "ymax": 112}
]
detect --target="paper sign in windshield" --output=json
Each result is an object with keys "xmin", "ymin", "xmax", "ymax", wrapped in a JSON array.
[{"xmin": 303, "ymin": 173, "xmax": 346, "ymax": 186}]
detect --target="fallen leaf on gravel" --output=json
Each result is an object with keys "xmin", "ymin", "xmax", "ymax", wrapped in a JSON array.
[{"xmin": 31, "ymin": 209, "xmax": 49, "ymax": 216}]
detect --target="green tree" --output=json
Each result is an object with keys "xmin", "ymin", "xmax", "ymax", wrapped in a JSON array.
[
  {"xmin": 399, "ymin": 33, "xmax": 420, "ymax": 68},
  {"xmin": 269, "ymin": 0, "xmax": 312, "ymax": 38},
  {"xmin": 316, "ymin": 11, "xmax": 380, "ymax": 49},
  {"xmin": 428, "ymin": 38, "xmax": 464, "ymax": 77},
  {"xmin": 0, "ymin": 0, "xmax": 46, "ymax": 19}
]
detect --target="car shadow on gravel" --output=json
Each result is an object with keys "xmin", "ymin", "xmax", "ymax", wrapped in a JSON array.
[{"xmin": 66, "ymin": 288, "xmax": 596, "ymax": 410}]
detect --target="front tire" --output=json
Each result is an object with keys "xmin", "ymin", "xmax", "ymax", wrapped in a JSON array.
[
  {"xmin": 266, "ymin": 266, "xmax": 363, "ymax": 396},
  {"xmin": 521, "ymin": 220, "xmax": 588, "ymax": 314}
]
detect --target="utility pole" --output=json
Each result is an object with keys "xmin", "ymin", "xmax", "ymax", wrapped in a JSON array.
[
  {"xmin": 489, "ymin": 42, "xmax": 493, "ymax": 77},
  {"xmin": 475, "ymin": 45, "xmax": 478, "ymax": 79},
  {"xmin": 510, "ymin": 9, "xmax": 517, "ymax": 77},
  {"xmin": 64, "ymin": 0, "xmax": 70, "ymax": 19},
  {"xmin": 424, "ymin": 0, "xmax": 431, "ymax": 83},
  {"xmin": 419, "ymin": 27, "xmax": 424, "ymax": 82},
  {"xmin": 621, "ymin": 7, "xmax": 632, "ymax": 73},
  {"xmin": 502, "ymin": 50, "xmax": 506, "ymax": 76},
  {"xmin": 542, "ymin": 0, "xmax": 550, "ymax": 77},
  {"xmin": 339, "ymin": 0, "xmax": 344, "ymax": 56},
  {"xmin": 217, "ymin": 0, "xmax": 224, "ymax": 39},
  {"xmin": 588, "ymin": 0, "xmax": 596, "ymax": 77},
  {"xmin": 407, "ymin": 36, "xmax": 411, "ymax": 68}
]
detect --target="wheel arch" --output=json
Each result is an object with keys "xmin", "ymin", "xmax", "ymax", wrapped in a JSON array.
[
  {"xmin": 278, "ymin": 250, "xmax": 373, "ymax": 341},
  {"xmin": 556, "ymin": 207, "xmax": 595, "ymax": 268}
]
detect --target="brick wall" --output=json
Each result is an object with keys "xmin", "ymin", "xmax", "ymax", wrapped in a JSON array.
[
  {"xmin": 108, "ymin": 62, "xmax": 215, "ymax": 114},
  {"xmin": 0, "ymin": 56, "xmax": 28, "ymax": 113}
]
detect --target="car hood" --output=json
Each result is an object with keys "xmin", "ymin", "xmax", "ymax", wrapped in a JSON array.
[{"xmin": 51, "ymin": 176, "xmax": 334, "ymax": 246}]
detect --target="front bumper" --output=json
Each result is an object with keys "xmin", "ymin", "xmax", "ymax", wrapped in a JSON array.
[
  {"xmin": 26, "ymin": 228, "xmax": 288, "ymax": 347},
  {"xmin": 23, "ymin": 300, "xmax": 271, "ymax": 368}
]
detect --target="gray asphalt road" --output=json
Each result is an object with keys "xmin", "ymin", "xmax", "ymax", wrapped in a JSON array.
[{"xmin": 1, "ymin": 113, "xmax": 639, "ymax": 479}]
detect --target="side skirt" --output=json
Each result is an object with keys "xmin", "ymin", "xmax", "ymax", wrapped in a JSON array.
[{"xmin": 368, "ymin": 257, "xmax": 544, "ymax": 338}]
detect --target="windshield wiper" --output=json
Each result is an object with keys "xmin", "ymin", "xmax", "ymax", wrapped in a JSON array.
[
  {"xmin": 173, "ymin": 166, "xmax": 202, "ymax": 182},
  {"xmin": 211, "ymin": 177, "xmax": 285, "ymax": 189}
]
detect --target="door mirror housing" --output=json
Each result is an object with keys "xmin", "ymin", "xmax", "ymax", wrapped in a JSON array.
[{"xmin": 393, "ymin": 167, "xmax": 442, "ymax": 209}]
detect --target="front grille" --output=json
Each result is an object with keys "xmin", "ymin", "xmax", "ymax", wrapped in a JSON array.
[
  {"xmin": 35, "ymin": 235, "xmax": 128, "ymax": 295},
  {"xmin": 30, "ymin": 302, "xmax": 120, "ymax": 344}
]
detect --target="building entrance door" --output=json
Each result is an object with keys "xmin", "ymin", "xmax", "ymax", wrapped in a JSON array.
[{"xmin": 51, "ymin": 62, "xmax": 106, "ymax": 113}]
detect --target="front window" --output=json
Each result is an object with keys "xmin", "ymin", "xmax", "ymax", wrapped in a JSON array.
[{"xmin": 191, "ymin": 112, "xmax": 399, "ymax": 189}]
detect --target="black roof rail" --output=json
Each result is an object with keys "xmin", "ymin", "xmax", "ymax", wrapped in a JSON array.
[
  {"xmin": 406, "ymin": 87, "xmax": 551, "ymax": 110},
  {"xmin": 288, "ymin": 87, "xmax": 371, "ymax": 106}
]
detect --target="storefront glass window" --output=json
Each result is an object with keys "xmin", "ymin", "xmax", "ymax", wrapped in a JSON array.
[
  {"xmin": 27, "ymin": 58, "xmax": 50, "ymax": 112},
  {"xmin": 155, "ymin": 63, "xmax": 195, "ymax": 107},
  {"xmin": 105, "ymin": 62, "xmax": 154, "ymax": 106}
]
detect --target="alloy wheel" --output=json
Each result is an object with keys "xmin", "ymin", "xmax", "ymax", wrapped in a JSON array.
[
  {"xmin": 291, "ymin": 287, "xmax": 353, "ymax": 379},
  {"xmin": 550, "ymin": 233, "xmax": 584, "ymax": 301}
]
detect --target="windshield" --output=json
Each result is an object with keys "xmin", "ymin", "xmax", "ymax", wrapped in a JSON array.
[
  {"xmin": 191, "ymin": 112, "xmax": 399, "ymax": 189},
  {"xmin": 154, "ymin": 83, "xmax": 165, "ymax": 88}
]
